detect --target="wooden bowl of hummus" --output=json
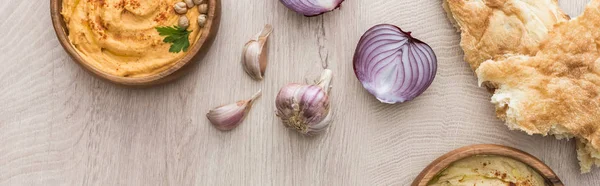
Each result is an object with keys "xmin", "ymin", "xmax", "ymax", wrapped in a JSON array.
[
  {"xmin": 50, "ymin": 0, "xmax": 220, "ymax": 86},
  {"xmin": 412, "ymin": 144, "xmax": 563, "ymax": 186}
]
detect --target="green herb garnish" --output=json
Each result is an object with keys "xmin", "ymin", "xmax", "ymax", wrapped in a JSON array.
[{"xmin": 156, "ymin": 26, "xmax": 192, "ymax": 53}]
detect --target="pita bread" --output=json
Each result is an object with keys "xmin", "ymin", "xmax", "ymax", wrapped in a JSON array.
[
  {"xmin": 443, "ymin": 0, "xmax": 568, "ymax": 70},
  {"xmin": 477, "ymin": 0, "xmax": 600, "ymax": 173}
]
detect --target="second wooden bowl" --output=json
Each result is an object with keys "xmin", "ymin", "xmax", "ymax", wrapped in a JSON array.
[
  {"xmin": 412, "ymin": 144, "xmax": 563, "ymax": 186},
  {"xmin": 50, "ymin": 0, "xmax": 221, "ymax": 86}
]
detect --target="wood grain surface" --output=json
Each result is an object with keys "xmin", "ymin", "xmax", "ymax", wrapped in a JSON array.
[{"xmin": 1, "ymin": 0, "xmax": 599, "ymax": 185}]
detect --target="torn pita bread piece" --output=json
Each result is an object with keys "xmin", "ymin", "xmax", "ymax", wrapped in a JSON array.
[
  {"xmin": 443, "ymin": 0, "xmax": 569, "ymax": 70},
  {"xmin": 477, "ymin": 0, "xmax": 600, "ymax": 173}
]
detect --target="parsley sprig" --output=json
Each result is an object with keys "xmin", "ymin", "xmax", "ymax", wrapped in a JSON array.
[{"xmin": 156, "ymin": 26, "xmax": 192, "ymax": 53}]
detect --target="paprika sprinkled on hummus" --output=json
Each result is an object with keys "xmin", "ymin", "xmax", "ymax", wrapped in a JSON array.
[
  {"xmin": 62, "ymin": 0, "xmax": 203, "ymax": 77},
  {"xmin": 428, "ymin": 155, "xmax": 546, "ymax": 186}
]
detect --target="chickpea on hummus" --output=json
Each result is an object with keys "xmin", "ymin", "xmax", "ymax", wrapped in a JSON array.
[
  {"xmin": 61, "ymin": 0, "xmax": 203, "ymax": 77},
  {"xmin": 428, "ymin": 155, "xmax": 546, "ymax": 186}
]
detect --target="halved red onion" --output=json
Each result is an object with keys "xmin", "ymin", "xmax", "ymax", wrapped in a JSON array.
[
  {"xmin": 279, "ymin": 0, "xmax": 344, "ymax": 16},
  {"xmin": 353, "ymin": 24, "xmax": 437, "ymax": 104}
]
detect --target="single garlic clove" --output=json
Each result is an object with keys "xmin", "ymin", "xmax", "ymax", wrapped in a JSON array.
[
  {"xmin": 178, "ymin": 16, "xmax": 190, "ymax": 29},
  {"xmin": 207, "ymin": 90, "xmax": 262, "ymax": 131},
  {"xmin": 197, "ymin": 14, "xmax": 207, "ymax": 27},
  {"xmin": 184, "ymin": 0, "xmax": 195, "ymax": 8},
  {"xmin": 276, "ymin": 69, "xmax": 333, "ymax": 136},
  {"xmin": 198, "ymin": 3, "xmax": 208, "ymax": 14},
  {"xmin": 174, "ymin": 2, "xmax": 188, "ymax": 14},
  {"xmin": 242, "ymin": 24, "xmax": 273, "ymax": 81},
  {"xmin": 193, "ymin": 0, "xmax": 205, "ymax": 5}
]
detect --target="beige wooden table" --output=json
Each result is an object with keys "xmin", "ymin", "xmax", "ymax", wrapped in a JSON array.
[{"xmin": 1, "ymin": 0, "xmax": 599, "ymax": 185}]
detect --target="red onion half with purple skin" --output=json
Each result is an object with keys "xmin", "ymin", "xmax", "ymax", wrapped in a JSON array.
[
  {"xmin": 279, "ymin": 0, "xmax": 345, "ymax": 16},
  {"xmin": 353, "ymin": 24, "xmax": 437, "ymax": 104}
]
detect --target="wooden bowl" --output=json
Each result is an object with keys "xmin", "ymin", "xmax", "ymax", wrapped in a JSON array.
[
  {"xmin": 412, "ymin": 144, "xmax": 563, "ymax": 186},
  {"xmin": 50, "ymin": 0, "xmax": 221, "ymax": 86}
]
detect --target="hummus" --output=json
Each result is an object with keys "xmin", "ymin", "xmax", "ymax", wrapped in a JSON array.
[
  {"xmin": 61, "ymin": 0, "xmax": 203, "ymax": 77},
  {"xmin": 428, "ymin": 155, "xmax": 546, "ymax": 186}
]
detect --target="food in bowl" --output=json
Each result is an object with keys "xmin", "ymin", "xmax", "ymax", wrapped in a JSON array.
[
  {"xmin": 413, "ymin": 145, "xmax": 562, "ymax": 186},
  {"xmin": 61, "ymin": 0, "xmax": 206, "ymax": 77},
  {"xmin": 427, "ymin": 155, "xmax": 545, "ymax": 186}
]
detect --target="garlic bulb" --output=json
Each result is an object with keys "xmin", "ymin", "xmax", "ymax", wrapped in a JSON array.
[
  {"xmin": 242, "ymin": 24, "xmax": 273, "ymax": 81},
  {"xmin": 276, "ymin": 69, "xmax": 333, "ymax": 135},
  {"xmin": 207, "ymin": 90, "xmax": 261, "ymax": 131}
]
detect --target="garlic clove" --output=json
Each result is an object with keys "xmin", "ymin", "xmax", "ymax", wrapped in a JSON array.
[
  {"xmin": 242, "ymin": 24, "xmax": 273, "ymax": 81},
  {"xmin": 207, "ymin": 90, "xmax": 262, "ymax": 131},
  {"xmin": 275, "ymin": 69, "xmax": 333, "ymax": 136}
]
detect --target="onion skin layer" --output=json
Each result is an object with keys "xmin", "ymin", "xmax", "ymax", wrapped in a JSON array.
[
  {"xmin": 279, "ymin": 0, "xmax": 345, "ymax": 16},
  {"xmin": 353, "ymin": 24, "xmax": 437, "ymax": 104}
]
